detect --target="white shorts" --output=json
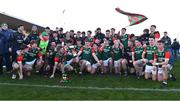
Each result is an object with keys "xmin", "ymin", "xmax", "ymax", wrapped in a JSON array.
[
  {"xmin": 135, "ymin": 59, "xmax": 145, "ymax": 67},
  {"xmin": 158, "ymin": 68, "xmax": 163, "ymax": 74},
  {"xmin": 67, "ymin": 59, "xmax": 73, "ymax": 65},
  {"xmin": 114, "ymin": 60, "xmax": 120, "ymax": 68},
  {"xmin": 151, "ymin": 68, "xmax": 163, "ymax": 75},
  {"xmin": 103, "ymin": 58, "xmax": 111, "ymax": 67},
  {"xmin": 25, "ymin": 59, "xmax": 36, "ymax": 66},
  {"xmin": 145, "ymin": 65, "xmax": 153, "ymax": 73},
  {"xmin": 81, "ymin": 60, "xmax": 91, "ymax": 67},
  {"xmin": 64, "ymin": 59, "xmax": 73, "ymax": 67},
  {"xmin": 85, "ymin": 61, "xmax": 91, "ymax": 66},
  {"xmin": 92, "ymin": 64, "xmax": 98, "ymax": 69}
]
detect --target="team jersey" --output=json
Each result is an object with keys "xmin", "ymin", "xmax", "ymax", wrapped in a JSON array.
[
  {"xmin": 120, "ymin": 34, "xmax": 129, "ymax": 48},
  {"xmin": 101, "ymin": 45, "xmax": 111, "ymax": 60},
  {"xmin": 86, "ymin": 37, "xmax": 94, "ymax": 43},
  {"xmin": 49, "ymin": 37, "xmax": 61, "ymax": 45},
  {"xmin": 144, "ymin": 45, "xmax": 157, "ymax": 60},
  {"xmin": 38, "ymin": 40, "xmax": 49, "ymax": 55},
  {"xmin": 111, "ymin": 34, "xmax": 119, "ymax": 40},
  {"xmin": 64, "ymin": 38, "xmax": 73, "ymax": 45},
  {"xmin": 23, "ymin": 47, "xmax": 41, "ymax": 62},
  {"xmin": 80, "ymin": 47, "xmax": 92, "ymax": 61},
  {"xmin": 144, "ymin": 45, "xmax": 157, "ymax": 65},
  {"xmin": 75, "ymin": 45, "xmax": 82, "ymax": 53},
  {"xmin": 46, "ymin": 46, "xmax": 56, "ymax": 65},
  {"xmin": 58, "ymin": 33, "xmax": 65, "ymax": 39},
  {"xmin": 154, "ymin": 51, "xmax": 170, "ymax": 63},
  {"xmin": 124, "ymin": 46, "xmax": 132, "ymax": 61},
  {"xmin": 54, "ymin": 52, "xmax": 65, "ymax": 63},
  {"xmin": 112, "ymin": 47, "xmax": 123, "ymax": 61},
  {"xmin": 91, "ymin": 48, "xmax": 102, "ymax": 63},
  {"xmin": 132, "ymin": 47, "xmax": 144, "ymax": 60},
  {"xmin": 25, "ymin": 33, "xmax": 39, "ymax": 45},
  {"xmin": 66, "ymin": 47, "xmax": 75, "ymax": 61}
]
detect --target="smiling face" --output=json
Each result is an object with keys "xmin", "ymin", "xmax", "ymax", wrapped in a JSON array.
[
  {"xmin": 121, "ymin": 28, "xmax": 126, "ymax": 35},
  {"xmin": 150, "ymin": 25, "xmax": 156, "ymax": 32},
  {"xmin": 93, "ymin": 44, "xmax": 98, "ymax": 50},
  {"xmin": 135, "ymin": 40, "xmax": 142, "ymax": 47},
  {"xmin": 157, "ymin": 42, "xmax": 164, "ymax": 51},
  {"xmin": 106, "ymin": 31, "xmax": 110, "ymax": 37},
  {"xmin": 149, "ymin": 38, "xmax": 155, "ymax": 46}
]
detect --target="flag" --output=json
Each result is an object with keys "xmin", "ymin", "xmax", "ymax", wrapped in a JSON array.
[{"xmin": 115, "ymin": 7, "xmax": 148, "ymax": 26}]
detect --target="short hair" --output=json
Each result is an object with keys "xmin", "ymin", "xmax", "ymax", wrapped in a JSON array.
[
  {"xmin": 151, "ymin": 25, "xmax": 156, "ymax": 28},
  {"xmin": 59, "ymin": 27, "xmax": 63, "ymax": 31},
  {"xmin": 18, "ymin": 25, "xmax": 24, "ymax": 28},
  {"xmin": 70, "ymin": 30, "xmax": 74, "ymax": 33},
  {"xmin": 87, "ymin": 30, "xmax": 92, "ymax": 34},
  {"xmin": 106, "ymin": 30, "xmax": 110, "ymax": 33},
  {"xmin": 77, "ymin": 31, "xmax": 81, "ymax": 33},
  {"xmin": 135, "ymin": 38, "xmax": 141, "ymax": 42},
  {"xmin": 52, "ymin": 31, "xmax": 57, "ymax": 34},
  {"xmin": 111, "ymin": 28, "xmax": 115, "ymax": 31},
  {"xmin": 122, "ymin": 28, "xmax": 126, "ymax": 31},
  {"xmin": 97, "ymin": 28, "xmax": 101, "ymax": 31},
  {"xmin": 157, "ymin": 40, "xmax": 164, "ymax": 44},
  {"xmin": 82, "ymin": 31, "xmax": 86, "ymax": 35},
  {"xmin": 45, "ymin": 27, "xmax": 50, "ymax": 29},
  {"xmin": 143, "ymin": 29, "xmax": 149, "ymax": 33},
  {"xmin": 130, "ymin": 34, "xmax": 135, "ymax": 38},
  {"xmin": 149, "ymin": 36, "xmax": 155, "ymax": 39}
]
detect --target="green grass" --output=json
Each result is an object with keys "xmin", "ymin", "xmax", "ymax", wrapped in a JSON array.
[{"xmin": 0, "ymin": 60, "xmax": 180, "ymax": 100}]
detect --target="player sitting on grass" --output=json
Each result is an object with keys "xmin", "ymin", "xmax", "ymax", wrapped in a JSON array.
[{"xmin": 153, "ymin": 40, "xmax": 171, "ymax": 87}]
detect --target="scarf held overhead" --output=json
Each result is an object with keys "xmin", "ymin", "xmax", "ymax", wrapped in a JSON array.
[{"xmin": 115, "ymin": 7, "xmax": 148, "ymax": 26}]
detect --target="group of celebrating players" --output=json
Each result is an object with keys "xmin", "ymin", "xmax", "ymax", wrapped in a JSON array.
[{"xmin": 7, "ymin": 24, "xmax": 175, "ymax": 87}]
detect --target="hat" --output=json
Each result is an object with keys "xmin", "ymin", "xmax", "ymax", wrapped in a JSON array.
[{"xmin": 1, "ymin": 23, "xmax": 8, "ymax": 26}]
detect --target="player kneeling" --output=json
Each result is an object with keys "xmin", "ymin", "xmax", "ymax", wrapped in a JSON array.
[
  {"xmin": 142, "ymin": 37, "xmax": 157, "ymax": 80},
  {"xmin": 132, "ymin": 39, "xmax": 145, "ymax": 78},
  {"xmin": 100, "ymin": 38, "xmax": 113, "ymax": 74},
  {"xmin": 91, "ymin": 43, "xmax": 102, "ymax": 74},
  {"xmin": 153, "ymin": 40, "xmax": 171, "ymax": 87},
  {"xmin": 50, "ymin": 46, "xmax": 73, "ymax": 78},
  {"xmin": 12, "ymin": 41, "xmax": 43, "ymax": 79},
  {"xmin": 112, "ymin": 40, "xmax": 124, "ymax": 75},
  {"xmin": 77, "ymin": 40, "xmax": 92, "ymax": 74}
]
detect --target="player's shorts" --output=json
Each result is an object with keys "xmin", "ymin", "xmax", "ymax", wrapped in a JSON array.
[
  {"xmin": 85, "ymin": 60, "xmax": 91, "ymax": 66},
  {"xmin": 25, "ymin": 59, "xmax": 36, "ymax": 66},
  {"xmin": 151, "ymin": 67, "xmax": 163, "ymax": 75},
  {"xmin": 64, "ymin": 59, "xmax": 73, "ymax": 68},
  {"xmin": 145, "ymin": 65, "xmax": 153, "ymax": 73},
  {"xmin": 114, "ymin": 60, "xmax": 122, "ymax": 68},
  {"xmin": 135, "ymin": 59, "xmax": 145, "ymax": 67},
  {"xmin": 103, "ymin": 58, "xmax": 112, "ymax": 67},
  {"xmin": 92, "ymin": 63, "xmax": 98, "ymax": 69}
]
